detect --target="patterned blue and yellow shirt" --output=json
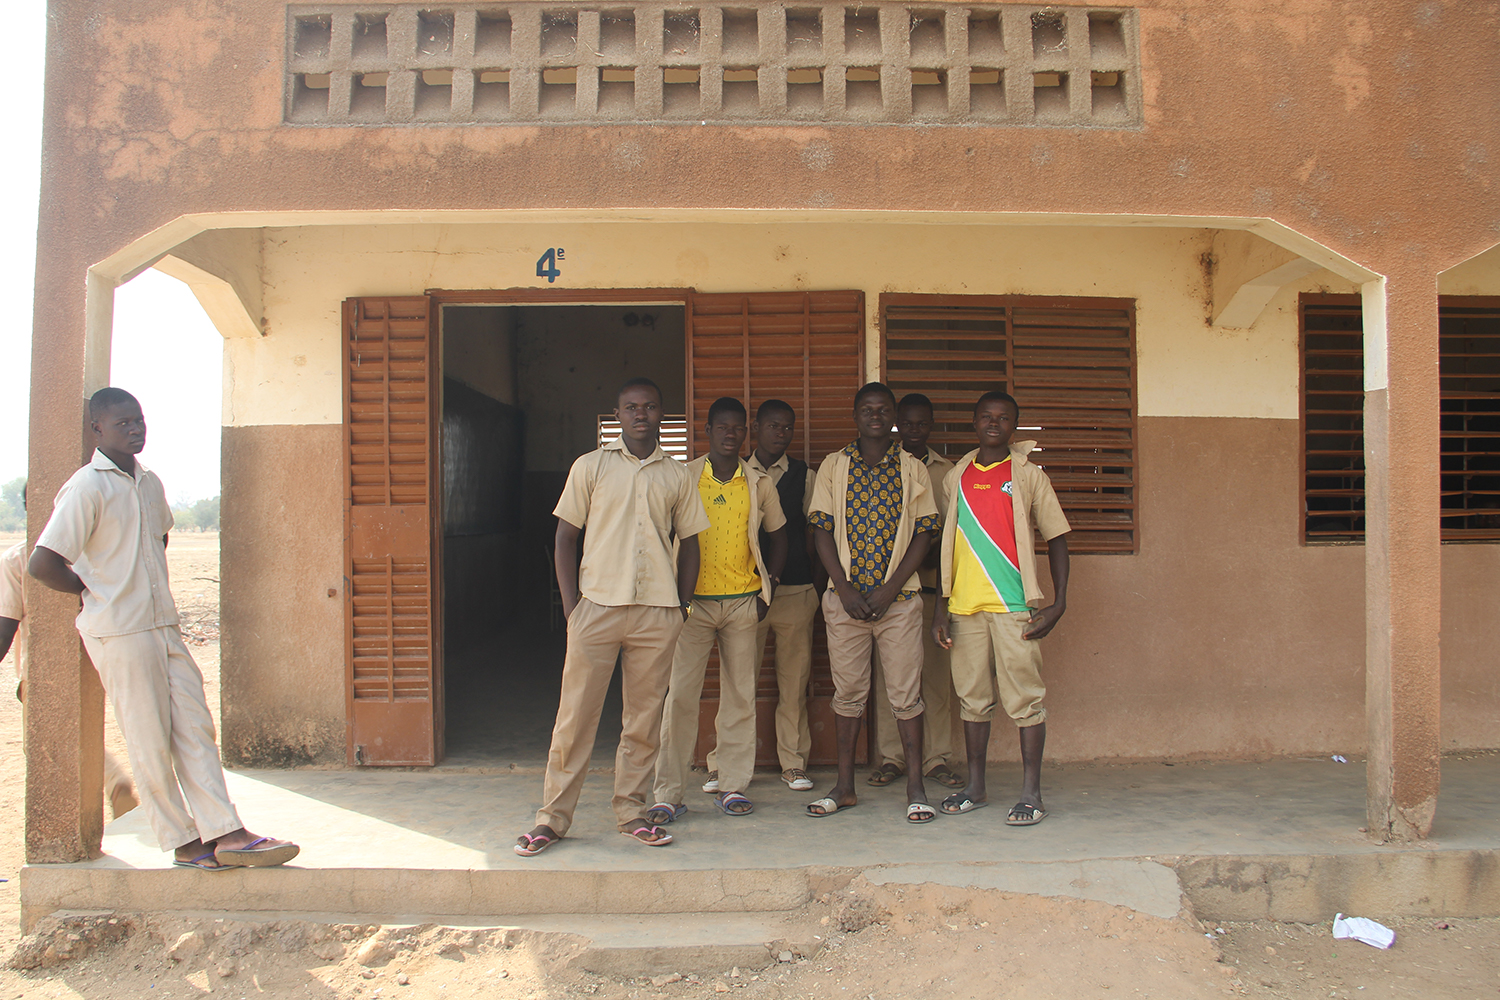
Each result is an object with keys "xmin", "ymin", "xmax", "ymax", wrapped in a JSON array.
[{"xmin": 809, "ymin": 441, "xmax": 941, "ymax": 599}]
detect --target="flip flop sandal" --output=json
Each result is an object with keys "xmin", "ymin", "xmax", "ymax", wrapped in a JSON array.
[
  {"xmin": 646, "ymin": 802, "xmax": 687, "ymax": 825},
  {"xmin": 716, "ymin": 792, "xmax": 754, "ymax": 816},
  {"xmin": 622, "ymin": 824, "xmax": 673, "ymax": 847},
  {"xmin": 940, "ymin": 793, "xmax": 988, "ymax": 815},
  {"xmin": 805, "ymin": 797, "xmax": 855, "ymax": 818},
  {"xmin": 173, "ymin": 851, "xmax": 234, "ymax": 872},
  {"xmin": 1006, "ymin": 803, "xmax": 1048, "ymax": 826},
  {"xmin": 514, "ymin": 832, "xmax": 560, "ymax": 857},
  {"xmin": 906, "ymin": 802, "xmax": 937, "ymax": 824},
  {"xmin": 214, "ymin": 837, "xmax": 301, "ymax": 868},
  {"xmin": 926, "ymin": 765, "xmax": 966, "ymax": 789},
  {"xmin": 866, "ymin": 763, "xmax": 903, "ymax": 787}
]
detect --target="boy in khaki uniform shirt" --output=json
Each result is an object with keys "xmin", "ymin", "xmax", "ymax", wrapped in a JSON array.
[
  {"xmin": 517, "ymin": 378, "xmax": 710, "ymax": 856},
  {"xmin": 870, "ymin": 394, "xmax": 964, "ymax": 790},
  {"xmin": 650, "ymin": 398, "xmax": 786, "ymax": 820},
  {"xmin": 805, "ymin": 383, "xmax": 941, "ymax": 823},
  {"xmin": 744, "ymin": 400, "xmax": 819, "ymax": 791},
  {"xmin": 30, "ymin": 388, "xmax": 297, "ymax": 870}
]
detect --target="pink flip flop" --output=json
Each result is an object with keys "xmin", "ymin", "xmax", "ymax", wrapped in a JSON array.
[{"xmin": 514, "ymin": 831, "xmax": 560, "ymax": 857}]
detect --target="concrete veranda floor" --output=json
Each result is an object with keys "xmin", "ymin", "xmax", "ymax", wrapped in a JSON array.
[{"xmin": 14, "ymin": 752, "xmax": 1492, "ymax": 929}]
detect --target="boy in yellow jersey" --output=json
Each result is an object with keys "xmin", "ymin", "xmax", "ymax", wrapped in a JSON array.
[
  {"xmin": 931, "ymin": 391, "xmax": 1070, "ymax": 826},
  {"xmin": 651, "ymin": 398, "xmax": 787, "ymax": 819}
]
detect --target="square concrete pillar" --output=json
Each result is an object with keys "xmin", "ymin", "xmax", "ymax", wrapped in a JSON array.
[
  {"xmin": 1361, "ymin": 275, "xmax": 1442, "ymax": 842},
  {"xmin": 23, "ymin": 274, "xmax": 110, "ymax": 863}
]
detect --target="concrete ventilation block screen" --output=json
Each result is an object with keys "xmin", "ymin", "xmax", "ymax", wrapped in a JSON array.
[{"xmin": 284, "ymin": 3, "xmax": 1140, "ymax": 126}]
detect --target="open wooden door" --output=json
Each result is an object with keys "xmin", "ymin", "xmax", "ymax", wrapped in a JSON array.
[
  {"xmin": 685, "ymin": 290, "xmax": 865, "ymax": 767},
  {"xmin": 343, "ymin": 297, "xmax": 444, "ymax": 766}
]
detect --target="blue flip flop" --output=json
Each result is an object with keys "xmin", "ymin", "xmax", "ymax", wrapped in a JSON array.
[
  {"xmin": 646, "ymin": 802, "xmax": 687, "ymax": 825},
  {"xmin": 173, "ymin": 850, "xmax": 233, "ymax": 872},
  {"xmin": 715, "ymin": 791, "xmax": 754, "ymax": 816}
]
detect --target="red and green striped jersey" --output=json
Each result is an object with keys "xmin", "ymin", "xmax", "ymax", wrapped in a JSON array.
[{"xmin": 949, "ymin": 458, "xmax": 1028, "ymax": 614}]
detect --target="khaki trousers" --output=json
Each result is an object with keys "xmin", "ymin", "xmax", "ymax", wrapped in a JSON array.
[
  {"xmin": 660, "ymin": 596, "xmax": 761, "ymax": 802},
  {"xmin": 949, "ymin": 610, "xmax": 1047, "ymax": 726},
  {"xmin": 873, "ymin": 593, "xmax": 956, "ymax": 771},
  {"xmin": 537, "ymin": 599, "xmax": 684, "ymax": 836},
  {"xmin": 80, "ymin": 626, "xmax": 241, "ymax": 852},
  {"xmin": 822, "ymin": 590, "xmax": 925, "ymax": 720},
  {"xmin": 755, "ymin": 584, "xmax": 818, "ymax": 772}
]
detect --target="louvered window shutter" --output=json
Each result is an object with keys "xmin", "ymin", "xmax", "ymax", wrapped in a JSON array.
[
  {"xmin": 686, "ymin": 291, "xmax": 865, "ymax": 461},
  {"xmin": 882, "ymin": 294, "xmax": 1138, "ymax": 554},
  {"xmin": 343, "ymin": 296, "xmax": 444, "ymax": 765},
  {"xmin": 684, "ymin": 289, "xmax": 867, "ymax": 766},
  {"xmin": 1300, "ymin": 293, "xmax": 1500, "ymax": 543}
]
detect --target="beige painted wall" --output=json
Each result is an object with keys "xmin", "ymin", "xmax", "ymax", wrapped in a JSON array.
[
  {"xmin": 230, "ymin": 221, "xmax": 1366, "ymax": 427},
  {"xmin": 205, "ymin": 219, "xmax": 1500, "ymax": 765}
]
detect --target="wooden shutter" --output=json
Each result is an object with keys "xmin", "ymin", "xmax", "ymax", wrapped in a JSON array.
[
  {"xmin": 882, "ymin": 294, "xmax": 1138, "ymax": 554},
  {"xmin": 685, "ymin": 289, "xmax": 866, "ymax": 767},
  {"xmin": 1300, "ymin": 293, "xmax": 1500, "ymax": 543},
  {"xmin": 1437, "ymin": 297, "xmax": 1500, "ymax": 540},
  {"xmin": 1299, "ymin": 295, "xmax": 1365, "ymax": 542},
  {"xmin": 343, "ymin": 296, "xmax": 444, "ymax": 766},
  {"xmin": 686, "ymin": 291, "xmax": 865, "ymax": 461}
]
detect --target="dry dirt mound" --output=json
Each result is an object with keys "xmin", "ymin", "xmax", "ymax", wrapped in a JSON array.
[
  {"xmin": 2, "ymin": 882, "xmax": 1243, "ymax": 1000},
  {"xmin": 4, "ymin": 882, "xmax": 1498, "ymax": 999}
]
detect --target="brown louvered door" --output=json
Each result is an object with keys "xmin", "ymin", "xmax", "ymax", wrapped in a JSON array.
[
  {"xmin": 343, "ymin": 297, "xmax": 444, "ymax": 766},
  {"xmin": 882, "ymin": 294, "xmax": 1138, "ymax": 554},
  {"xmin": 685, "ymin": 290, "xmax": 866, "ymax": 767}
]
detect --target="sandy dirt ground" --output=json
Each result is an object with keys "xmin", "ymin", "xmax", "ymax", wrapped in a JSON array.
[{"xmin": 0, "ymin": 530, "xmax": 1496, "ymax": 999}]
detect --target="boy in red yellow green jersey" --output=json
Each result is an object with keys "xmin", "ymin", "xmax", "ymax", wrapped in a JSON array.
[{"xmin": 931, "ymin": 391, "xmax": 1071, "ymax": 827}]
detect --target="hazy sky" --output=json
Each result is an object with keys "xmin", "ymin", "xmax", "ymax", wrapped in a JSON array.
[{"xmin": 0, "ymin": 6, "xmax": 224, "ymax": 504}]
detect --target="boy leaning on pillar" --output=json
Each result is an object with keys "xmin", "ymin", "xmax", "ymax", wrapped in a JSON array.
[{"xmin": 29, "ymin": 387, "xmax": 299, "ymax": 870}]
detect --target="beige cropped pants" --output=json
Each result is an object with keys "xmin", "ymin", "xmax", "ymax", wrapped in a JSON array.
[{"xmin": 80, "ymin": 625, "xmax": 241, "ymax": 852}]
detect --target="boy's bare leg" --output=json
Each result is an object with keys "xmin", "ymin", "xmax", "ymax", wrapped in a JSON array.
[
  {"xmin": 1018, "ymin": 721, "xmax": 1046, "ymax": 812},
  {"xmin": 963, "ymin": 719, "xmax": 990, "ymax": 804},
  {"xmin": 895, "ymin": 714, "xmax": 928, "ymax": 807},
  {"xmin": 817, "ymin": 714, "xmax": 863, "ymax": 810}
]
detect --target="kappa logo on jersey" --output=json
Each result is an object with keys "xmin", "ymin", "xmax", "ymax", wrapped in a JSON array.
[
  {"xmin": 712, "ymin": 494, "xmax": 727, "ymax": 505},
  {"xmin": 972, "ymin": 483, "xmax": 991, "ymax": 491},
  {"xmin": 1002, "ymin": 481, "xmax": 1015, "ymax": 496}
]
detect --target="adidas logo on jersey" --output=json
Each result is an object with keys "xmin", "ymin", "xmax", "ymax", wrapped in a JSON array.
[{"xmin": 712, "ymin": 494, "xmax": 727, "ymax": 505}]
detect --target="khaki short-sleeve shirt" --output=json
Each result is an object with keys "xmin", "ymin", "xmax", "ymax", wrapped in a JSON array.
[
  {"xmin": 554, "ymin": 437, "xmax": 711, "ymax": 608},
  {"xmin": 35, "ymin": 450, "xmax": 179, "ymax": 638},
  {"xmin": 0, "ymin": 541, "xmax": 27, "ymax": 680}
]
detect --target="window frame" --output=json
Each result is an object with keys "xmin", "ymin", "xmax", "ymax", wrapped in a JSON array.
[{"xmin": 1298, "ymin": 292, "xmax": 1500, "ymax": 545}]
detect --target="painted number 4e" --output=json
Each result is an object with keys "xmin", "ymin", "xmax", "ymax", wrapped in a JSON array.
[{"xmin": 537, "ymin": 247, "xmax": 565, "ymax": 283}]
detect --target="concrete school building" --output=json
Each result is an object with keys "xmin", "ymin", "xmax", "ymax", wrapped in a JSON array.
[{"xmin": 20, "ymin": 0, "xmax": 1500, "ymax": 865}]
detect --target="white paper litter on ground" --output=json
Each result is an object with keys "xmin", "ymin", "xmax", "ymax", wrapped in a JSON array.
[{"xmin": 1332, "ymin": 913, "xmax": 1396, "ymax": 949}]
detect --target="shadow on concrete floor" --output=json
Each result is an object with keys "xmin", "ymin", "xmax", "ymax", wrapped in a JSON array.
[{"xmin": 442, "ymin": 624, "xmax": 624, "ymax": 769}]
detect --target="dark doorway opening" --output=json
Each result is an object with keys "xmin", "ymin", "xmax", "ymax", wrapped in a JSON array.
[{"xmin": 437, "ymin": 302, "xmax": 688, "ymax": 766}]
